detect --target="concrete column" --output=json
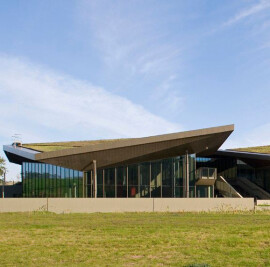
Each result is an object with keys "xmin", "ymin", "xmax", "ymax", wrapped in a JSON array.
[
  {"xmin": 138, "ymin": 165, "xmax": 140, "ymax": 198},
  {"xmin": 126, "ymin": 166, "xmax": 129, "ymax": 198},
  {"xmin": 93, "ymin": 160, "xmax": 97, "ymax": 198},
  {"xmin": 90, "ymin": 170, "xmax": 93, "ymax": 198},
  {"xmin": 82, "ymin": 171, "xmax": 86, "ymax": 198},
  {"xmin": 185, "ymin": 151, "xmax": 189, "ymax": 198},
  {"xmin": 173, "ymin": 161, "xmax": 176, "ymax": 198},
  {"xmin": 149, "ymin": 163, "xmax": 152, "ymax": 198},
  {"xmin": 115, "ymin": 168, "xmax": 117, "ymax": 198},
  {"xmin": 103, "ymin": 169, "xmax": 105, "ymax": 198},
  {"xmin": 160, "ymin": 162, "xmax": 163, "ymax": 198}
]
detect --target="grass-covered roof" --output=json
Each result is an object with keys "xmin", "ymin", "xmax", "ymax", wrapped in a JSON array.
[
  {"xmin": 22, "ymin": 139, "xmax": 131, "ymax": 152},
  {"xmin": 230, "ymin": 145, "xmax": 270, "ymax": 154}
]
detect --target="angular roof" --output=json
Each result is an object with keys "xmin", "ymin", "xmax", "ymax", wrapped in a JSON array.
[{"xmin": 4, "ymin": 124, "xmax": 234, "ymax": 171}]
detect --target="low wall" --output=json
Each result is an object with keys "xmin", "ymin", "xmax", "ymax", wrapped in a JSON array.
[
  {"xmin": 257, "ymin": 200, "xmax": 270, "ymax": 206},
  {"xmin": 0, "ymin": 198, "xmax": 255, "ymax": 213},
  {"xmin": 256, "ymin": 200, "xmax": 270, "ymax": 211},
  {"xmin": 0, "ymin": 198, "xmax": 47, "ymax": 212},
  {"xmin": 154, "ymin": 198, "xmax": 254, "ymax": 212},
  {"xmin": 49, "ymin": 198, "xmax": 153, "ymax": 213}
]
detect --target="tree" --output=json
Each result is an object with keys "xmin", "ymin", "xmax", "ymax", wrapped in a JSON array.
[{"xmin": 0, "ymin": 156, "xmax": 6, "ymax": 177}]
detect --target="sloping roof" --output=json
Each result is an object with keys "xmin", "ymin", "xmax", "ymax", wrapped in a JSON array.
[
  {"xmin": 230, "ymin": 145, "xmax": 270, "ymax": 154},
  {"xmin": 4, "ymin": 124, "xmax": 234, "ymax": 171}
]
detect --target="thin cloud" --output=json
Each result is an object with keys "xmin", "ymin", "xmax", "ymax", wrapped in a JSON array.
[
  {"xmin": 0, "ymin": 54, "xmax": 183, "ymax": 180},
  {"xmin": 0, "ymin": 54, "xmax": 182, "ymax": 142},
  {"xmin": 222, "ymin": 123, "xmax": 270, "ymax": 150},
  {"xmin": 224, "ymin": 0, "xmax": 270, "ymax": 26},
  {"xmin": 77, "ymin": 0, "xmax": 183, "ymax": 113}
]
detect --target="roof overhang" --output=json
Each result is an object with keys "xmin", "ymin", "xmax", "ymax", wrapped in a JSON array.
[
  {"xmin": 214, "ymin": 149, "xmax": 270, "ymax": 168},
  {"xmin": 4, "ymin": 124, "xmax": 234, "ymax": 171},
  {"xmin": 3, "ymin": 145, "xmax": 38, "ymax": 164}
]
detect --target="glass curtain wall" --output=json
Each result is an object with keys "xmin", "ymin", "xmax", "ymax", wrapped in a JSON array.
[
  {"xmin": 22, "ymin": 154, "xmax": 197, "ymax": 198},
  {"xmin": 22, "ymin": 162, "xmax": 83, "ymax": 198},
  {"xmin": 86, "ymin": 154, "xmax": 196, "ymax": 198}
]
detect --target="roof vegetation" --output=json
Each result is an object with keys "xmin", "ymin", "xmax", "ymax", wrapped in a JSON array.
[
  {"xmin": 22, "ymin": 139, "xmax": 131, "ymax": 152},
  {"xmin": 231, "ymin": 145, "xmax": 270, "ymax": 154}
]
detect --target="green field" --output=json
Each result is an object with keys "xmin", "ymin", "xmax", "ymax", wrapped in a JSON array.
[{"xmin": 0, "ymin": 212, "xmax": 269, "ymax": 266}]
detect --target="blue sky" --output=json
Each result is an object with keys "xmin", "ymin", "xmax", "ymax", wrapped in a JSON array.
[{"xmin": 1, "ymin": 0, "xmax": 270, "ymax": 180}]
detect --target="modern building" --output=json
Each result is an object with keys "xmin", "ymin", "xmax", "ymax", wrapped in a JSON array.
[{"xmin": 3, "ymin": 124, "xmax": 270, "ymax": 199}]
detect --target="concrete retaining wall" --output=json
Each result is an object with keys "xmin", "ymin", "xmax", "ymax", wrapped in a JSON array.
[{"xmin": 0, "ymin": 198, "xmax": 255, "ymax": 213}]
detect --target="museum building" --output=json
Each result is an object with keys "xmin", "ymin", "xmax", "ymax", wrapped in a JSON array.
[{"xmin": 3, "ymin": 125, "xmax": 270, "ymax": 199}]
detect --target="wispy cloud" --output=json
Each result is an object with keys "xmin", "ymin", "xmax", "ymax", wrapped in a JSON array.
[
  {"xmin": 222, "ymin": 122, "xmax": 270, "ymax": 149},
  {"xmin": 77, "ymin": 0, "xmax": 183, "ymax": 113},
  {"xmin": 0, "ymin": 55, "xmax": 182, "ymax": 143},
  {"xmin": 224, "ymin": 0, "xmax": 270, "ymax": 26},
  {"xmin": 0, "ymin": 54, "xmax": 182, "ymax": 180}
]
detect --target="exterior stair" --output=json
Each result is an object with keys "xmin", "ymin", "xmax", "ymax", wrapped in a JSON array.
[
  {"xmin": 235, "ymin": 177, "xmax": 270, "ymax": 200},
  {"xmin": 215, "ymin": 176, "xmax": 242, "ymax": 198}
]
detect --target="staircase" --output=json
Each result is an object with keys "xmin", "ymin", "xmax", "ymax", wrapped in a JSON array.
[
  {"xmin": 233, "ymin": 177, "xmax": 270, "ymax": 200},
  {"xmin": 215, "ymin": 176, "xmax": 242, "ymax": 198}
]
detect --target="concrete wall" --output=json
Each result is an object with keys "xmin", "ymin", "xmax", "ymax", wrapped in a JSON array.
[
  {"xmin": 0, "ymin": 198, "xmax": 47, "ymax": 212},
  {"xmin": 153, "ymin": 198, "xmax": 254, "ymax": 212},
  {"xmin": 49, "ymin": 198, "xmax": 153, "ymax": 213},
  {"xmin": 257, "ymin": 200, "xmax": 270, "ymax": 206},
  {"xmin": 256, "ymin": 200, "xmax": 270, "ymax": 211},
  {"xmin": 0, "ymin": 198, "xmax": 255, "ymax": 213}
]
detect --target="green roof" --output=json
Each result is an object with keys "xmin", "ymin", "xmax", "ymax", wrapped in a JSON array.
[
  {"xmin": 22, "ymin": 139, "xmax": 131, "ymax": 152},
  {"xmin": 231, "ymin": 145, "xmax": 270, "ymax": 154}
]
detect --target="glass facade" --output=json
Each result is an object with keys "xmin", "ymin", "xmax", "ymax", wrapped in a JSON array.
[
  {"xmin": 21, "ymin": 153, "xmax": 270, "ymax": 198},
  {"xmin": 22, "ymin": 162, "xmax": 83, "ymax": 198},
  {"xmin": 85, "ymin": 155, "xmax": 196, "ymax": 198},
  {"xmin": 22, "ymin": 154, "xmax": 197, "ymax": 198}
]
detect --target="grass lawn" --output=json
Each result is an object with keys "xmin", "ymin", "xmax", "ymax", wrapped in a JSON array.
[{"xmin": 0, "ymin": 212, "xmax": 269, "ymax": 266}]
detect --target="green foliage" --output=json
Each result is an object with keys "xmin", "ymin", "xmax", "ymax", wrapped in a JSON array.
[
  {"xmin": 0, "ymin": 212, "xmax": 269, "ymax": 266},
  {"xmin": 0, "ymin": 156, "xmax": 6, "ymax": 177},
  {"xmin": 232, "ymin": 145, "xmax": 270, "ymax": 154},
  {"xmin": 22, "ymin": 138, "xmax": 131, "ymax": 152}
]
